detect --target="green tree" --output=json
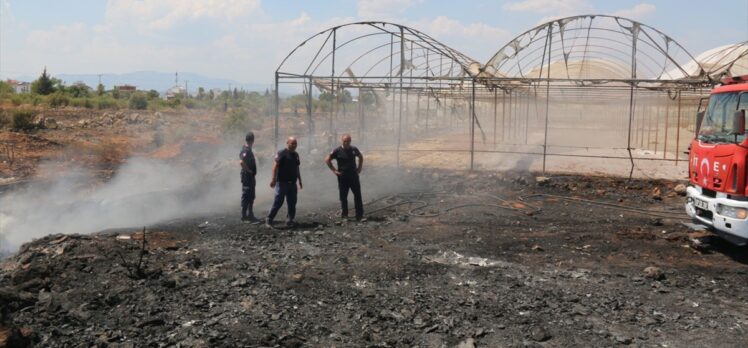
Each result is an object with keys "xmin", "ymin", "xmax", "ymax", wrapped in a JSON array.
[
  {"xmin": 31, "ymin": 67, "xmax": 55, "ymax": 95},
  {"xmin": 319, "ymin": 91, "xmax": 334, "ymax": 103},
  {"xmin": 67, "ymin": 84, "xmax": 90, "ymax": 98},
  {"xmin": 284, "ymin": 94, "xmax": 308, "ymax": 116},
  {"xmin": 337, "ymin": 89, "xmax": 352, "ymax": 104},
  {"xmin": 337, "ymin": 90, "xmax": 352, "ymax": 116},
  {"xmin": 223, "ymin": 108, "xmax": 261, "ymax": 134},
  {"xmin": 360, "ymin": 90, "xmax": 376, "ymax": 108},
  {"xmin": 129, "ymin": 92, "xmax": 148, "ymax": 110},
  {"xmin": 51, "ymin": 78, "xmax": 64, "ymax": 92},
  {"xmin": 242, "ymin": 91, "xmax": 264, "ymax": 112},
  {"xmin": 96, "ymin": 83, "xmax": 105, "ymax": 96},
  {"xmin": 0, "ymin": 81, "xmax": 14, "ymax": 95},
  {"xmin": 146, "ymin": 90, "xmax": 159, "ymax": 100},
  {"xmin": 197, "ymin": 87, "xmax": 205, "ymax": 100},
  {"xmin": 167, "ymin": 96, "xmax": 181, "ymax": 108}
]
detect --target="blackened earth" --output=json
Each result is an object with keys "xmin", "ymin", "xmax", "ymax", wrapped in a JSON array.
[{"xmin": 2, "ymin": 170, "xmax": 748, "ymax": 347}]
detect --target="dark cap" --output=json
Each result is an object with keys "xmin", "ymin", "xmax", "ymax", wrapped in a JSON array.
[{"xmin": 245, "ymin": 131, "xmax": 255, "ymax": 142}]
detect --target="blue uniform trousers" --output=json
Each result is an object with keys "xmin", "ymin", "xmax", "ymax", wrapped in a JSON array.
[
  {"xmin": 338, "ymin": 173, "xmax": 363, "ymax": 219},
  {"xmin": 267, "ymin": 181, "xmax": 297, "ymax": 222},
  {"xmin": 241, "ymin": 175, "xmax": 256, "ymax": 218}
]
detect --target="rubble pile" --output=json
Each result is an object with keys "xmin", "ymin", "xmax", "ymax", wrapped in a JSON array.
[
  {"xmin": 24, "ymin": 110, "xmax": 170, "ymax": 131},
  {"xmin": 2, "ymin": 171, "xmax": 748, "ymax": 347}
]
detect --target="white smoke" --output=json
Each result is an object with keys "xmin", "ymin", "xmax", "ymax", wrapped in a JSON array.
[
  {"xmin": 0, "ymin": 130, "xmax": 418, "ymax": 255},
  {"xmin": 0, "ymin": 145, "xmax": 238, "ymax": 251}
]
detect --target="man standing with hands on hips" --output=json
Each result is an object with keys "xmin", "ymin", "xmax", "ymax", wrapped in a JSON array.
[
  {"xmin": 266, "ymin": 137, "xmax": 303, "ymax": 228},
  {"xmin": 325, "ymin": 134, "xmax": 364, "ymax": 221}
]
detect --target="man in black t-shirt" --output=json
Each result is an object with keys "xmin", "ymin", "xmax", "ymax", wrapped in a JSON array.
[
  {"xmin": 266, "ymin": 137, "xmax": 303, "ymax": 227},
  {"xmin": 239, "ymin": 132, "xmax": 260, "ymax": 224},
  {"xmin": 325, "ymin": 134, "xmax": 364, "ymax": 220}
]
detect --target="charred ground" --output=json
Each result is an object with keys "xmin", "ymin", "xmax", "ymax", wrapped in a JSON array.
[{"xmin": 2, "ymin": 169, "xmax": 747, "ymax": 347}]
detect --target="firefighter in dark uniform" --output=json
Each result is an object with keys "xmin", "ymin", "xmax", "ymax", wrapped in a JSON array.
[
  {"xmin": 266, "ymin": 137, "xmax": 303, "ymax": 227},
  {"xmin": 325, "ymin": 134, "xmax": 364, "ymax": 220},
  {"xmin": 240, "ymin": 132, "xmax": 260, "ymax": 223}
]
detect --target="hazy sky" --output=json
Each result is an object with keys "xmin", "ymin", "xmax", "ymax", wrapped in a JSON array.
[{"xmin": 1, "ymin": 0, "xmax": 746, "ymax": 84}]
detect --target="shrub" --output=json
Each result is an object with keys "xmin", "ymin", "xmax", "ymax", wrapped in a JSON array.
[
  {"xmin": 70, "ymin": 98, "xmax": 85, "ymax": 108},
  {"xmin": 183, "ymin": 98, "xmax": 196, "ymax": 109},
  {"xmin": 96, "ymin": 97, "xmax": 117, "ymax": 110},
  {"xmin": 129, "ymin": 92, "xmax": 148, "ymax": 110},
  {"xmin": 146, "ymin": 90, "xmax": 159, "ymax": 100},
  {"xmin": 0, "ymin": 81, "xmax": 13, "ymax": 94},
  {"xmin": 222, "ymin": 108, "xmax": 262, "ymax": 134},
  {"xmin": 48, "ymin": 92, "xmax": 70, "ymax": 108},
  {"xmin": 0, "ymin": 110, "xmax": 10, "ymax": 129},
  {"xmin": 147, "ymin": 98, "xmax": 166, "ymax": 110},
  {"xmin": 166, "ymin": 97, "xmax": 181, "ymax": 108},
  {"xmin": 94, "ymin": 139, "xmax": 128, "ymax": 164},
  {"xmin": 67, "ymin": 84, "xmax": 90, "ymax": 98},
  {"xmin": 10, "ymin": 96, "xmax": 23, "ymax": 106},
  {"xmin": 11, "ymin": 110, "xmax": 36, "ymax": 131},
  {"xmin": 69, "ymin": 98, "xmax": 94, "ymax": 109}
]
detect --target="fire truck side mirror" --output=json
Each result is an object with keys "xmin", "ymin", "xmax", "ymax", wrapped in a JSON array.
[
  {"xmin": 731, "ymin": 110, "xmax": 746, "ymax": 135},
  {"xmin": 695, "ymin": 111, "xmax": 705, "ymax": 136}
]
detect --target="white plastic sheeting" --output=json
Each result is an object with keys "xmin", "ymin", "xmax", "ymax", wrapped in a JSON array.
[{"xmin": 670, "ymin": 42, "xmax": 748, "ymax": 80}]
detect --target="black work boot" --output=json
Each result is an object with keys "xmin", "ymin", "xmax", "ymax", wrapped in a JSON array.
[{"xmin": 246, "ymin": 203, "xmax": 261, "ymax": 224}]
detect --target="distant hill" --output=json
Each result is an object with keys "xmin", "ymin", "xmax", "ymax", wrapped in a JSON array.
[{"xmin": 46, "ymin": 71, "xmax": 272, "ymax": 94}]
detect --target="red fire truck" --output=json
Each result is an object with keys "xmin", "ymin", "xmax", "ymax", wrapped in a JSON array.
[{"xmin": 686, "ymin": 75, "xmax": 748, "ymax": 245}]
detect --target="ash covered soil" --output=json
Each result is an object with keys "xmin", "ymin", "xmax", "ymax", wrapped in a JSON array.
[{"xmin": 2, "ymin": 169, "xmax": 748, "ymax": 347}]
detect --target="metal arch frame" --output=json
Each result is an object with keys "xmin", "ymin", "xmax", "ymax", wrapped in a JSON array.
[
  {"xmin": 273, "ymin": 21, "xmax": 482, "ymax": 152},
  {"xmin": 273, "ymin": 16, "xmax": 715, "ymax": 177},
  {"xmin": 484, "ymin": 14, "xmax": 705, "ymax": 82},
  {"xmin": 478, "ymin": 15, "xmax": 710, "ymax": 177},
  {"xmin": 275, "ymin": 21, "xmax": 478, "ymax": 78}
]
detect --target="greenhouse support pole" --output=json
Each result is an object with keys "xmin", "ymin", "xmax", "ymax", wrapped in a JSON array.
[
  {"xmin": 397, "ymin": 27, "xmax": 404, "ymax": 167},
  {"xmin": 676, "ymin": 91, "xmax": 682, "ymax": 166},
  {"xmin": 330, "ymin": 28, "xmax": 337, "ymax": 149},
  {"xmin": 663, "ymin": 99, "xmax": 670, "ymax": 159},
  {"xmin": 307, "ymin": 77, "xmax": 314, "ymax": 150},
  {"xmin": 627, "ymin": 24, "xmax": 640, "ymax": 179},
  {"xmin": 274, "ymin": 72, "xmax": 280, "ymax": 149},
  {"xmin": 493, "ymin": 88, "xmax": 498, "ymax": 146},
  {"xmin": 470, "ymin": 79, "xmax": 476, "ymax": 171},
  {"xmin": 542, "ymin": 23, "xmax": 553, "ymax": 174}
]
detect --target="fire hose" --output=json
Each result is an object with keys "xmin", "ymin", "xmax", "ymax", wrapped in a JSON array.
[{"xmin": 519, "ymin": 193, "xmax": 688, "ymax": 220}]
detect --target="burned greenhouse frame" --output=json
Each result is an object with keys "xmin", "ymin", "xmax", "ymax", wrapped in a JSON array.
[{"xmin": 273, "ymin": 16, "xmax": 745, "ymax": 177}]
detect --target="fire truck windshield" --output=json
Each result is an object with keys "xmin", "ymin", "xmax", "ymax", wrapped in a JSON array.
[{"xmin": 698, "ymin": 92, "xmax": 748, "ymax": 143}]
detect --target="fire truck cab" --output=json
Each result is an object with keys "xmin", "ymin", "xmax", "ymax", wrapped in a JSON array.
[{"xmin": 686, "ymin": 75, "xmax": 748, "ymax": 245}]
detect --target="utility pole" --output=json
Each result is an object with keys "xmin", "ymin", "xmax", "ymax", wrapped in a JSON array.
[
  {"xmin": 97, "ymin": 74, "xmax": 102, "ymax": 86},
  {"xmin": 184, "ymin": 80, "xmax": 189, "ymax": 97}
]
